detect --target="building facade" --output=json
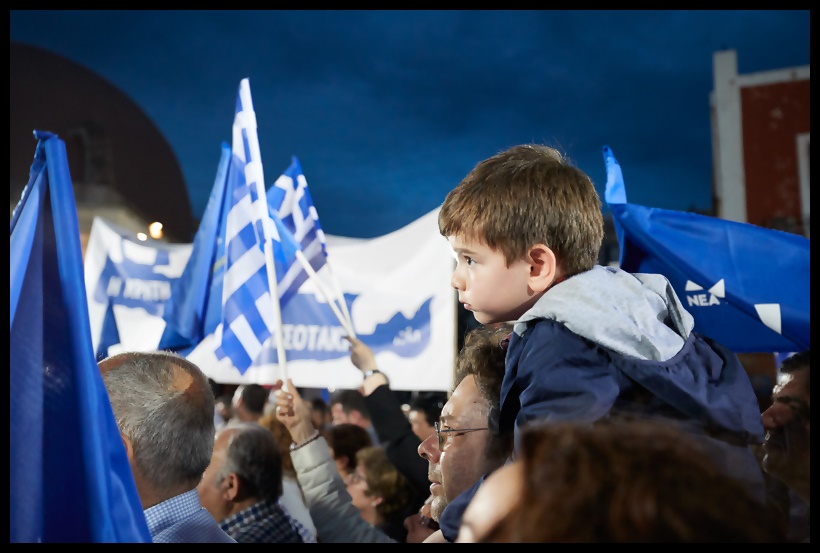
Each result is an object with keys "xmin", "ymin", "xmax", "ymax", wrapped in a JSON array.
[{"xmin": 711, "ymin": 49, "xmax": 810, "ymax": 237}]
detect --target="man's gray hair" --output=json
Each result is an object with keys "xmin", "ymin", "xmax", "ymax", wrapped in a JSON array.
[
  {"xmin": 99, "ymin": 351, "xmax": 215, "ymax": 491},
  {"xmin": 217, "ymin": 422, "xmax": 283, "ymax": 502}
]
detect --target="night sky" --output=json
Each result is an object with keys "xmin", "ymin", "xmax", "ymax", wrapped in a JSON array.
[{"xmin": 10, "ymin": 10, "xmax": 810, "ymax": 238}]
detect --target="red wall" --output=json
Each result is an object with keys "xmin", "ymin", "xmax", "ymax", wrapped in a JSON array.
[{"xmin": 740, "ymin": 80, "xmax": 810, "ymax": 231}]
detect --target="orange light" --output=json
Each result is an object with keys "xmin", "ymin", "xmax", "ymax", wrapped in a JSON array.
[{"xmin": 149, "ymin": 222, "xmax": 164, "ymax": 239}]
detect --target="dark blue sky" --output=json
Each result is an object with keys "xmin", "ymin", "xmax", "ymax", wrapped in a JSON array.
[{"xmin": 10, "ymin": 10, "xmax": 810, "ymax": 238}]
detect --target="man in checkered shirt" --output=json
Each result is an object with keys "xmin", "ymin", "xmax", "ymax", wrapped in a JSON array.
[{"xmin": 198, "ymin": 421, "xmax": 316, "ymax": 543}]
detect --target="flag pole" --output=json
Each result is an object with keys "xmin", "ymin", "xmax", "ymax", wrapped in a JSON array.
[
  {"xmin": 323, "ymin": 260, "xmax": 356, "ymax": 338},
  {"xmin": 264, "ymin": 243, "xmax": 289, "ymax": 383},
  {"xmin": 237, "ymin": 77, "xmax": 287, "ymax": 385},
  {"xmin": 295, "ymin": 251, "xmax": 355, "ymax": 338}
]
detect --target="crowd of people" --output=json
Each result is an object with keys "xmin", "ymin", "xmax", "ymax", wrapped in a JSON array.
[{"xmin": 94, "ymin": 143, "xmax": 809, "ymax": 543}]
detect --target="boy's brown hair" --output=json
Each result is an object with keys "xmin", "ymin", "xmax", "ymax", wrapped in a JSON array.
[{"xmin": 438, "ymin": 144, "xmax": 604, "ymax": 275}]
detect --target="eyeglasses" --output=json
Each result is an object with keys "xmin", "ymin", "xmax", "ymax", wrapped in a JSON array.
[
  {"xmin": 434, "ymin": 421, "xmax": 489, "ymax": 450},
  {"xmin": 345, "ymin": 470, "xmax": 368, "ymax": 487}
]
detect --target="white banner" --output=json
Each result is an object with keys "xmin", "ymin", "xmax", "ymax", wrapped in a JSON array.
[{"xmin": 84, "ymin": 209, "xmax": 456, "ymax": 392}]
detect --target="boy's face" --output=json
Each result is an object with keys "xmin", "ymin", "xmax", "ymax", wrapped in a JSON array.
[{"xmin": 448, "ymin": 234, "xmax": 535, "ymax": 324}]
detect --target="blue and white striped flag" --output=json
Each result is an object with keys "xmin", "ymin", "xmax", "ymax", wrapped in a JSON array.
[
  {"xmin": 267, "ymin": 156, "xmax": 354, "ymax": 334},
  {"xmin": 214, "ymin": 79, "xmax": 280, "ymax": 373},
  {"xmin": 267, "ymin": 158, "xmax": 328, "ymax": 289},
  {"xmin": 269, "ymin": 210, "xmax": 303, "ymax": 307}
]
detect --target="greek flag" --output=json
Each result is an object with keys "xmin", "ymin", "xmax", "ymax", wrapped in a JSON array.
[
  {"xmin": 214, "ymin": 79, "xmax": 280, "ymax": 373},
  {"xmin": 269, "ymin": 211, "xmax": 304, "ymax": 306},
  {"xmin": 268, "ymin": 156, "xmax": 353, "ymax": 334},
  {"xmin": 267, "ymin": 157, "xmax": 328, "ymax": 297},
  {"xmin": 603, "ymin": 145, "xmax": 810, "ymax": 353},
  {"xmin": 10, "ymin": 131, "xmax": 151, "ymax": 542}
]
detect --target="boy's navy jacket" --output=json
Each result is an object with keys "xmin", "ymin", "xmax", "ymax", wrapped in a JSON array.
[{"xmin": 439, "ymin": 265, "xmax": 767, "ymax": 542}]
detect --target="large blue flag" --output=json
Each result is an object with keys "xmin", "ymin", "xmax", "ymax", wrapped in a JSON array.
[
  {"xmin": 10, "ymin": 131, "xmax": 151, "ymax": 542},
  {"xmin": 158, "ymin": 143, "xmax": 232, "ymax": 351},
  {"xmin": 603, "ymin": 145, "xmax": 810, "ymax": 353},
  {"xmin": 214, "ymin": 79, "xmax": 281, "ymax": 373}
]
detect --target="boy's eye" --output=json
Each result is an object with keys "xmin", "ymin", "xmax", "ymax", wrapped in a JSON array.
[{"xmin": 463, "ymin": 255, "xmax": 475, "ymax": 265}]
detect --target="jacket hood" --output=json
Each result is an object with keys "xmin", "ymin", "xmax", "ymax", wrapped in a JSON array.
[{"xmin": 515, "ymin": 265, "xmax": 695, "ymax": 362}]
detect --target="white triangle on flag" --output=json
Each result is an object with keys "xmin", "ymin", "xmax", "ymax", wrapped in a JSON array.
[
  {"xmin": 754, "ymin": 303, "xmax": 782, "ymax": 335},
  {"xmin": 708, "ymin": 279, "xmax": 725, "ymax": 298},
  {"xmin": 685, "ymin": 280, "xmax": 703, "ymax": 291}
]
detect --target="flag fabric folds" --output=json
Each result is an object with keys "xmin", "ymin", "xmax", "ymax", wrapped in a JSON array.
[
  {"xmin": 266, "ymin": 157, "xmax": 332, "ymax": 307},
  {"xmin": 159, "ymin": 142, "xmax": 233, "ymax": 351},
  {"xmin": 268, "ymin": 155, "xmax": 354, "ymax": 334},
  {"xmin": 269, "ymin": 212, "xmax": 305, "ymax": 306},
  {"xmin": 268, "ymin": 156, "xmax": 328, "ymax": 269},
  {"xmin": 10, "ymin": 131, "xmax": 151, "ymax": 542},
  {"xmin": 602, "ymin": 145, "xmax": 810, "ymax": 353},
  {"xmin": 213, "ymin": 79, "xmax": 280, "ymax": 373}
]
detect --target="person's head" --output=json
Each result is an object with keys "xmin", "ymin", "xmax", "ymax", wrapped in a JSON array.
[
  {"xmin": 196, "ymin": 421, "xmax": 284, "ymax": 523},
  {"xmin": 407, "ymin": 395, "xmax": 445, "ymax": 443},
  {"xmin": 458, "ymin": 417, "xmax": 786, "ymax": 543},
  {"xmin": 761, "ymin": 350, "xmax": 810, "ymax": 503},
  {"xmin": 98, "ymin": 351, "xmax": 215, "ymax": 509},
  {"xmin": 310, "ymin": 396, "xmax": 332, "ymax": 432},
  {"xmin": 329, "ymin": 388, "xmax": 372, "ymax": 428},
  {"xmin": 326, "ymin": 422, "xmax": 372, "ymax": 478},
  {"xmin": 439, "ymin": 144, "xmax": 603, "ymax": 324},
  {"xmin": 215, "ymin": 394, "xmax": 233, "ymax": 423},
  {"xmin": 257, "ymin": 411, "xmax": 297, "ymax": 480},
  {"xmin": 231, "ymin": 384, "xmax": 269, "ymax": 422},
  {"xmin": 346, "ymin": 445, "xmax": 414, "ymax": 531},
  {"xmin": 417, "ymin": 324, "xmax": 512, "ymax": 521}
]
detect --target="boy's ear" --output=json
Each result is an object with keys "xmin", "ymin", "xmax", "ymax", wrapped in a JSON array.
[{"xmin": 527, "ymin": 244, "xmax": 558, "ymax": 293}]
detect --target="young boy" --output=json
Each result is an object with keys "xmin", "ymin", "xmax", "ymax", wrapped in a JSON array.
[{"xmin": 436, "ymin": 144, "xmax": 768, "ymax": 541}]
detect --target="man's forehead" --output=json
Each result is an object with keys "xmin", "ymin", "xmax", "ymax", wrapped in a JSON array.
[
  {"xmin": 441, "ymin": 375, "xmax": 486, "ymax": 422},
  {"xmin": 774, "ymin": 370, "xmax": 810, "ymax": 401}
]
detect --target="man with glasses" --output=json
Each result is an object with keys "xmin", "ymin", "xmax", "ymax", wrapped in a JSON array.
[
  {"xmin": 417, "ymin": 324, "xmax": 512, "ymax": 543},
  {"xmin": 270, "ymin": 324, "xmax": 511, "ymax": 542}
]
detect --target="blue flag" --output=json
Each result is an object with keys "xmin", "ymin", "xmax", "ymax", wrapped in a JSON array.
[
  {"xmin": 159, "ymin": 143, "xmax": 232, "ymax": 351},
  {"xmin": 10, "ymin": 131, "xmax": 151, "ymax": 542},
  {"xmin": 214, "ymin": 79, "xmax": 280, "ymax": 373},
  {"xmin": 603, "ymin": 145, "xmax": 810, "ymax": 353}
]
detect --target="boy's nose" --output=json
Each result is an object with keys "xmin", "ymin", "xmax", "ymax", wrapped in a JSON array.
[{"xmin": 450, "ymin": 268, "xmax": 465, "ymax": 291}]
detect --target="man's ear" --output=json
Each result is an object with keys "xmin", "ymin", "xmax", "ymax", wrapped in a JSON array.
[
  {"xmin": 370, "ymin": 495, "xmax": 384, "ymax": 508},
  {"xmin": 527, "ymin": 244, "xmax": 558, "ymax": 293},
  {"xmin": 120, "ymin": 431, "xmax": 135, "ymax": 461},
  {"xmin": 222, "ymin": 472, "xmax": 241, "ymax": 501}
]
